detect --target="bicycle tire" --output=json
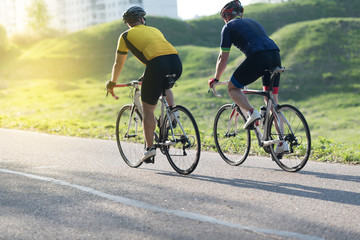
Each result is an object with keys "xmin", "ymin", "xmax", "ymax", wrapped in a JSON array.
[
  {"xmin": 213, "ymin": 104, "xmax": 251, "ymax": 166},
  {"xmin": 267, "ymin": 104, "xmax": 311, "ymax": 172},
  {"xmin": 162, "ymin": 105, "xmax": 201, "ymax": 175},
  {"xmin": 116, "ymin": 104, "xmax": 144, "ymax": 168}
]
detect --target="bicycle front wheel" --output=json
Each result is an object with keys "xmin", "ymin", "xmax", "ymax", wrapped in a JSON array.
[
  {"xmin": 116, "ymin": 104, "xmax": 144, "ymax": 168},
  {"xmin": 213, "ymin": 104, "xmax": 251, "ymax": 166},
  {"xmin": 162, "ymin": 105, "xmax": 201, "ymax": 175},
  {"xmin": 268, "ymin": 104, "xmax": 311, "ymax": 172}
]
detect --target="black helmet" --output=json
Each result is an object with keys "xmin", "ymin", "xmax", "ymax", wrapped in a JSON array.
[
  {"xmin": 123, "ymin": 6, "xmax": 146, "ymax": 24},
  {"xmin": 220, "ymin": 0, "xmax": 244, "ymax": 19}
]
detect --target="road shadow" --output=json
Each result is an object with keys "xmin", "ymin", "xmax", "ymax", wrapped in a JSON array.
[
  {"xmin": 235, "ymin": 165, "xmax": 360, "ymax": 184},
  {"xmin": 157, "ymin": 170, "xmax": 360, "ymax": 206},
  {"xmin": 298, "ymin": 170, "xmax": 360, "ymax": 183}
]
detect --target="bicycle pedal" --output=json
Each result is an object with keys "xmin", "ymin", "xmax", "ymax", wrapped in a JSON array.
[{"xmin": 144, "ymin": 156, "xmax": 155, "ymax": 164}]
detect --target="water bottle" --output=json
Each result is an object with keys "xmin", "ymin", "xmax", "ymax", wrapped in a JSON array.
[{"xmin": 260, "ymin": 105, "xmax": 266, "ymax": 127}]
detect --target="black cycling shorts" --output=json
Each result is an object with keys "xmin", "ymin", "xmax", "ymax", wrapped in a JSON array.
[
  {"xmin": 141, "ymin": 54, "xmax": 182, "ymax": 105},
  {"xmin": 230, "ymin": 50, "xmax": 281, "ymax": 90}
]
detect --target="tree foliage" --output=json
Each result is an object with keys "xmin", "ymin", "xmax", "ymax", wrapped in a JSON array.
[
  {"xmin": 0, "ymin": 24, "xmax": 8, "ymax": 52},
  {"xmin": 26, "ymin": 0, "xmax": 50, "ymax": 33}
]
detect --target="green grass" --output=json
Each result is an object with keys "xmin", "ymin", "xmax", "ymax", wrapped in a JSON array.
[
  {"xmin": 0, "ymin": 74, "xmax": 358, "ymax": 164},
  {"xmin": 0, "ymin": 78, "xmax": 116, "ymax": 138},
  {"xmin": 312, "ymin": 137, "xmax": 360, "ymax": 164}
]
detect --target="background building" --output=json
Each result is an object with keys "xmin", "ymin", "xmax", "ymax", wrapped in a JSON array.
[{"xmin": 0, "ymin": 0, "xmax": 178, "ymax": 35}]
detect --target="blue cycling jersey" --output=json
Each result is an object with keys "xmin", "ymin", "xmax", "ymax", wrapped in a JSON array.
[{"xmin": 220, "ymin": 17, "xmax": 279, "ymax": 57}]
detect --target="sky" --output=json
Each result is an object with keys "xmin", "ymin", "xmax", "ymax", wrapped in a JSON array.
[{"xmin": 177, "ymin": 0, "xmax": 254, "ymax": 20}]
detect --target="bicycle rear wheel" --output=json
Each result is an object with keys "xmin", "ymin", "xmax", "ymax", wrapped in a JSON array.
[
  {"xmin": 213, "ymin": 104, "xmax": 251, "ymax": 166},
  {"xmin": 162, "ymin": 105, "xmax": 200, "ymax": 175},
  {"xmin": 268, "ymin": 104, "xmax": 311, "ymax": 172},
  {"xmin": 116, "ymin": 104, "xmax": 144, "ymax": 168}
]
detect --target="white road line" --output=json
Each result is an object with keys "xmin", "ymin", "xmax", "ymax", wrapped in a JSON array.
[
  {"xmin": 32, "ymin": 166, "xmax": 59, "ymax": 169},
  {"xmin": 0, "ymin": 168, "xmax": 324, "ymax": 240}
]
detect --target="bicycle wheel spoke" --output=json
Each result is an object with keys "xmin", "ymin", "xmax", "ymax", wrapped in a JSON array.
[
  {"xmin": 116, "ymin": 105, "xmax": 144, "ymax": 168},
  {"xmin": 214, "ymin": 104, "xmax": 250, "ymax": 166},
  {"xmin": 162, "ymin": 106, "xmax": 200, "ymax": 175},
  {"xmin": 268, "ymin": 105, "xmax": 311, "ymax": 172}
]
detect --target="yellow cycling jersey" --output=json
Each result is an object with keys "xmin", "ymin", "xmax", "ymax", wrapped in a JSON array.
[{"xmin": 117, "ymin": 25, "xmax": 178, "ymax": 64}]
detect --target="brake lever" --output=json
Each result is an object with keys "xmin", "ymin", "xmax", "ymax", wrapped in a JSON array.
[
  {"xmin": 106, "ymin": 88, "xmax": 119, "ymax": 100},
  {"xmin": 208, "ymin": 85, "xmax": 222, "ymax": 98}
]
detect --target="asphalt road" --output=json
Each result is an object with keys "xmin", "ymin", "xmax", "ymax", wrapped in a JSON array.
[{"xmin": 0, "ymin": 128, "xmax": 359, "ymax": 240}]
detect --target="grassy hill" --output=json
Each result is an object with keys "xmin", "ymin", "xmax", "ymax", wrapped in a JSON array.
[
  {"xmin": 181, "ymin": 0, "xmax": 360, "ymax": 47},
  {"xmin": 3, "ymin": 0, "xmax": 359, "ymax": 80},
  {"xmin": 0, "ymin": 0, "xmax": 359, "ymax": 163},
  {"xmin": 272, "ymin": 18, "xmax": 360, "ymax": 97}
]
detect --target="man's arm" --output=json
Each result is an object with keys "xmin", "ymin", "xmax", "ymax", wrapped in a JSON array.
[
  {"xmin": 214, "ymin": 51, "xmax": 230, "ymax": 80},
  {"xmin": 110, "ymin": 53, "xmax": 127, "ymax": 83}
]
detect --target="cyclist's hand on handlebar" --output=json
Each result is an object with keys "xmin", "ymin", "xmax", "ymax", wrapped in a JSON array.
[
  {"xmin": 106, "ymin": 80, "xmax": 116, "ymax": 91},
  {"xmin": 138, "ymin": 76, "xmax": 144, "ymax": 82},
  {"xmin": 208, "ymin": 78, "xmax": 219, "ymax": 88},
  {"xmin": 208, "ymin": 78, "xmax": 224, "ymax": 97}
]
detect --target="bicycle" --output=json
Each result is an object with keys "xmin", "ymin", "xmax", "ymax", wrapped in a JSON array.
[
  {"xmin": 107, "ymin": 75, "xmax": 201, "ymax": 175},
  {"xmin": 209, "ymin": 67, "xmax": 311, "ymax": 172}
]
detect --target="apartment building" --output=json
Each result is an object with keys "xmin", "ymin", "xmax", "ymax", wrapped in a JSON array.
[{"xmin": 0, "ymin": 0, "xmax": 178, "ymax": 34}]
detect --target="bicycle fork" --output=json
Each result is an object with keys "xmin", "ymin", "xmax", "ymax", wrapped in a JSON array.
[
  {"xmin": 226, "ymin": 104, "xmax": 241, "ymax": 137},
  {"xmin": 124, "ymin": 89, "xmax": 142, "ymax": 139}
]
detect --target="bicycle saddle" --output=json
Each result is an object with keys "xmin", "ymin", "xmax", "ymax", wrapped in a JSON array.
[
  {"xmin": 267, "ymin": 67, "xmax": 286, "ymax": 75},
  {"xmin": 163, "ymin": 74, "xmax": 176, "ymax": 90}
]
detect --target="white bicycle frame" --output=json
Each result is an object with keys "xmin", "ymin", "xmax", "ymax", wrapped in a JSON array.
[
  {"xmin": 121, "ymin": 80, "xmax": 188, "ymax": 147},
  {"xmin": 210, "ymin": 76, "xmax": 292, "ymax": 149}
]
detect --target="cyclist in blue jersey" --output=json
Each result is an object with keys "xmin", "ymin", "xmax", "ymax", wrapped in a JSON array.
[{"xmin": 208, "ymin": 0, "xmax": 288, "ymax": 154}]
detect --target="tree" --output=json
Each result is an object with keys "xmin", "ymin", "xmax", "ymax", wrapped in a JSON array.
[
  {"xmin": 0, "ymin": 24, "xmax": 8, "ymax": 52},
  {"xmin": 26, "ymin": 0, "xmax": 50, "ymax": 34}
]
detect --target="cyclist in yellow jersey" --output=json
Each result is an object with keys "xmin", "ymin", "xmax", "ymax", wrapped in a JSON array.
[
  {"xmin": 116, "ymin": 24, "xmax": 178, "ymax": 64},
  {"xmin": 106, "ymin": 6, "xmax": 182, "ymax": 163}
]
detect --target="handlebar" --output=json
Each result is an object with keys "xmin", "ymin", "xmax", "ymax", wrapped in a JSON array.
[
  {"xmin": 107, "ymin": 80, "xmax": 142, "ymax": 100},
  {"xmin": 208, "ymin": 81, "xmax": 251, "ymax": 98},
  {"xmin": 208, "ymin": 81, "xmax": 229, "ymax": 98}
]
